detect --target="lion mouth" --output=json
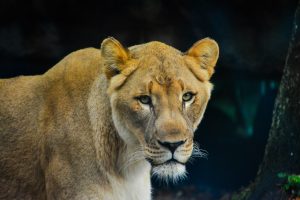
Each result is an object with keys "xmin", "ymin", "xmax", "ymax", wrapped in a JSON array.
[
  {"xmin": 158, "ymin": 158, "xmax": 185, "ymax": 166},
  {"xmin": 146, "ymin": 158, "xmax": 185, "ymax": 167}
]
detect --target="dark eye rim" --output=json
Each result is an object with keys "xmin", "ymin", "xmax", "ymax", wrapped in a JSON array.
[
  {"xmin": 136, "ymin": 95, "xmax": 152, "ymax": 105},
  {"xmin": 182, "ymin": 92, "xmax": 196, "ymax": 102}
]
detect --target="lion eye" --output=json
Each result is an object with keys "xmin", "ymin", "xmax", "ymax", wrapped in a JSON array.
[
  {"xmin": 137, "ymin": 95, "xmax": 152, "ymax": 105},
  {"xmin": 182, "ymin": 92, "xmax": 195, "ymax": 102}
]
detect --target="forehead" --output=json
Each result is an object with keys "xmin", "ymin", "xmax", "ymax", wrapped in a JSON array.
[
  {"xmin": 129, "ymin": 55, "xmax": 201, "ymax": 92},
  {"xmin": 139, "ymin": 54, "xmax": 184, "ymax": 76},
  {"xmin": 125, "ymin": 41, "xmax": 205, "ymax": 92},
  {"xmin": 130, "ymin": 42, "xmax": 186, "ymax": 77}
]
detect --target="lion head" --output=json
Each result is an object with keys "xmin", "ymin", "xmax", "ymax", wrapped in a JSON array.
[{"xmin": 101, "ymin": 37, "xmax": 219, "ymax": 182}]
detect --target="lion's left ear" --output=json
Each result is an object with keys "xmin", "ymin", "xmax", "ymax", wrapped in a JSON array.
[
  {"xmin": 101, "ymin": 37, "xmax": 130, "ymax": 79},
  {"xmin": 186, "ymin": 38, "xmax": 219, "ymax": 80}
]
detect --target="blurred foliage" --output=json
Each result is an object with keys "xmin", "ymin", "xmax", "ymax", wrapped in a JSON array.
[
  {"xmin": 278, "ymin": 173, "xmax": 300, "ymax": 198},
  {"xmin": 211, "ymin": 79, "xmax": 278, "ymax": 138}
]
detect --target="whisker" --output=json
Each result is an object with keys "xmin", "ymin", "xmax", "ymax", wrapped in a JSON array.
[{"xmin": 192, "ymin": 142, "xmax": 209, "ymax": 159}]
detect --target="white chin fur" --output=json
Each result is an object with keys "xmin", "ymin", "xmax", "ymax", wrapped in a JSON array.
[{"xmin": 152, "ymin": 162, "xmax": 187, "ymax": 184}]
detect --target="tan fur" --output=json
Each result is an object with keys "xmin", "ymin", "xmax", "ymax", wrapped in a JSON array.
[{"xmin": 0, "ymin": 37, "xmax": 219, "ymax": 199}]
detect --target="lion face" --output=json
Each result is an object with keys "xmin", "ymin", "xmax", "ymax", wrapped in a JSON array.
[{"xmin": 101, "ymin": 37, "xmax": 219, "ymax": 182}]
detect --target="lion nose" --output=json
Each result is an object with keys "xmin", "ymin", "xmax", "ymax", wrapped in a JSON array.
[{"xmin": 158, "ymin": 140, "xmax": 185, "ymax": 153}]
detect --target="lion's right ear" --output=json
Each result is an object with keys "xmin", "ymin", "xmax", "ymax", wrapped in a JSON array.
[
  {"xmin": 185, "ymin": 38, "xmax": 219, "ymax": 80},
  {"xmin": 101, "ymin": 37, "xmax": 130, "ymax": 79}
]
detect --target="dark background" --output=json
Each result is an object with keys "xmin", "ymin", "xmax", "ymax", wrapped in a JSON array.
[{"xmin": 0, "ymin": 0, "xmax": 298, "ymax": 198}]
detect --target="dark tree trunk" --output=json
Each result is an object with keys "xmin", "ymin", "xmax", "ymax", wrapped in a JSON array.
[{"xmin": 234, "ymin": 1, "xmax": 300, "ymax": 199}]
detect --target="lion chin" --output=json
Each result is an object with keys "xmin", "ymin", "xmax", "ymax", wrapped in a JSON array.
[{"xmin": 151, "ymin": 161, "xmax": 187, "ymax": 183}]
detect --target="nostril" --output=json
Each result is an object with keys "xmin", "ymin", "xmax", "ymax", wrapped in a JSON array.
[{"xmin": 157, "ymin": 140, "xmax": 186, "ymax": 153}]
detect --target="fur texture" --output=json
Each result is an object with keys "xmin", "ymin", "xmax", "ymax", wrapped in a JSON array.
[{"xmin": 0, "ymin": 37, "xmax": 219, "ymax": 199}]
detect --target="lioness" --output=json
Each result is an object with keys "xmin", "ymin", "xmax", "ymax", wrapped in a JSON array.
[{"xmin": 0, "ymin": 37, "xmax": 219, "ymax": 199}]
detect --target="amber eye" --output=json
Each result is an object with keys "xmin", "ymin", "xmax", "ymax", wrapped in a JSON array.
[
  {"xmin": 137, "ymin": 95, "xmax": 152, "ymax": 105},
  {"xmin": 182, "ymin": 92, "xmax": 195, "ymax": 102}
]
